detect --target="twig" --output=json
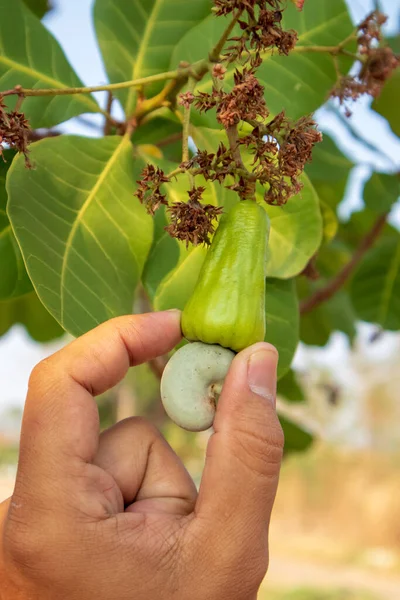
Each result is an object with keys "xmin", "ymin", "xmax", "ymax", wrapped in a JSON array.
[
  {"xmin": 156, "ymin": 132, "xmax": 183, "ymax": 148},
  {"xmin": 0, "ymin": 70, "xmax": 183, "ymax": 99},
  {"xmin": 300, "ymin": 213, "xmax": 388, "ymax": 314},
  {"xmin": 225, "ymin": 123, "xmax": 256, "ymax": 199},
  {"xmin": 209, "ymin": 9, "xmax": 243, "ymax": 62},
  {"xmin": 226, "ymin": 124, "xmax": 245, "ymax": 168},
  {"xmin": 29, "ymin": 129, "xmax": 61, "ymax": 142},
  {"xmin": 103, "ymin": 92, "xmax": 114, "ymax": 135}
]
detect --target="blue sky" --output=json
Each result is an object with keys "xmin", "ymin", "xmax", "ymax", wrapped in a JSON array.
[{"xmin": 0, "ymin": 0, "xmax": 399, "ymax": 421}]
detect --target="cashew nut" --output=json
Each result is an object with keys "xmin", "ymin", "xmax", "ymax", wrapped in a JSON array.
[{"xmin": 160, "ymin": 342, "xmax": 235, "ymax": 432}]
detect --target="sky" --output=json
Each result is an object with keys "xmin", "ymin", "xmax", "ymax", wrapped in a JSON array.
[{"xmin": 0, "ymin": 0, "xmax": 399, "ymax": 424}]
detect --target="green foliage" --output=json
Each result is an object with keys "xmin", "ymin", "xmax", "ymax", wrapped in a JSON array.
[
  {"xmin": 0, "ymin": 290, "xmax": 64, "ymax": 341},
  {"xmin": 281, "ymin": 416, "xmax": 313, "ymax": 455},
  {"xmin": 22, "ymin": 0, "xmax": 52, "ymax": 19},
  {"xmin": 0, "ymin": 150, "xmax": 32, "ymax": 299},
  {"xmin": 265, "ymin": 278, "xmax": 299, "ymax": 379},
  {"xmin": 171, "ymin": 0, "xmax": 353, "ymax": 127},
  {"xmin": 7, "ymin": 136, "xmax": 153, "ymax": 336},
  {"xmin": 0, "ymin": 0, "xmax": 99, "ymax": 128},
  {"xmin": 278, "ymin": 370, "xmax": 305, "ymax": 403},
  {"xmin": 0, "ymin": 0, "xmax": 399, "ymax": 444},
  {"xmin": 191, "ymin": 127, "xmax": 324, "ymax": 278},
  {"xmin": 94, "ymin": 0, "xmax": 210, "ymax": 114},
  {"xmin": 363, "ymin": 172, "xmax": 400, "ymax": 214},
  {"xmin": 351, "ymin": 237, "xmax": 400, "ymax": 330},
  {"xmin": 372, "ymin": 38, "xmax": 400, "ymax": 138}
]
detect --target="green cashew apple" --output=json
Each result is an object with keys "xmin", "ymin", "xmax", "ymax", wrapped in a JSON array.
[{"xmin": 181, "ymin": 199, "xmax": 270, "ymax": 353}]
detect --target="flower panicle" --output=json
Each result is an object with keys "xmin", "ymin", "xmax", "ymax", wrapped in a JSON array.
[{"xmin": 0, "ymin": 96, "xmax": 32, "ymax": 168}]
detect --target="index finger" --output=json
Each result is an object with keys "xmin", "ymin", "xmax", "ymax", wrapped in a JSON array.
[{"xmin": 19, "ymin": 311, "xmax": 182, "ymax": 470}]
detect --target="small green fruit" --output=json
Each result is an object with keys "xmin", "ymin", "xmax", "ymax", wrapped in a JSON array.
[{"xmin": 181, "ymin": 200, "xmax": 270, "ymax": 352}]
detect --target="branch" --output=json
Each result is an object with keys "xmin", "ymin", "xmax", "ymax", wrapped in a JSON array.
[
  {"xmin": 0, "ymin": 70, "xmax": 182, "ymax": 99},
  {"xmin": 209, "ymin": 9, "xmax": 243, "ymax": 62},
  {"xmin": 300, "ymin": 212, "xmax": 388, "ymax": 314}
]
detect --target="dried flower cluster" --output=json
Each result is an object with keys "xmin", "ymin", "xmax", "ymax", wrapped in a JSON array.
[
  {"xmin": 135, "ymin": 0, "xmax": 323, "ymax": 245},
  {"xmin": 186, "ymin": 112, "xmax": 321, "ymax": 206},
  {"xmin": 194, "ymin": 66, "xmax": 268, "ymax": 128},
  {"xmin": 214, "ymin": 0, "xmax": 298, "ymax": 62},
  {"xmin": 134, "ymin": 164, "xmax": 169, "ymax": 215},
  {"xmin": 331, "ymin": 11, "xmax": 399, "ymax": 109},
  {"xmin": 166, "ymin": 188, "xmax": 223, "ymax": 247},
  {"xmin": 0, "ymin": 97, "xmax": 31, "ymax": 167}
]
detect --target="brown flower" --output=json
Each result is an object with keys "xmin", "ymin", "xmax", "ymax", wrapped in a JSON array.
[
  {"xmin": 0, "ymin": 98, "xmax": 32, "ymax": 168},
  {"xmin": 134, "ymin": 165, "xmax": 170, "ymax": 215},
  {"xmin": 178, "ymin": 91, "xmax": 195, "ymax": 109},
  {"xmin": 212, "ymin": 63, "xmax": 227, "ymax": 80},
  {"xmin": 166, "ymin": 191, "xmax": 223, "ymax": 247}
]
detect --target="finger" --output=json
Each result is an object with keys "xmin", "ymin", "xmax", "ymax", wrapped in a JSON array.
[
  {"xmin": 196, "ymin": 342, "xmax": 283, "ymax": 535},
  {"xmin": 94, "ymin": 417, "xmax": 197, "ymax": 515},
  {"xmin": 18, "ymin": 311, "xmax": 182, "ymax": 476}
]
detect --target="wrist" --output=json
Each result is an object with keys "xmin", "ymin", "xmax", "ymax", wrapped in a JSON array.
[{"xmin": 0, "ymin": 500, "xmax": 29, "ymax": 600}]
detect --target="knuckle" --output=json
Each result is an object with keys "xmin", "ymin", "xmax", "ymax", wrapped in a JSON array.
[{"xmin": 28, "ymin": 358, "xmax": 53, "ymax": 391}]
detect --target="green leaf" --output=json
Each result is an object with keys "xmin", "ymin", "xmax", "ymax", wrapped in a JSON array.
[
  {"xmin": 172, "ymin": 0, "xmax": 353, "ymax": 126},
  {"xmin": 320, "ymin": 199, "xmax": 338, "ymax": 244},
  {"xmin": 372, "ymin": 70, "xmax": 400, "ymax": 138},
  {"xmin": 339, "ymin": 208, "xmax": 398, "ymax": 250},
  {"xmin": 0, "ymin": 291, "xmax": 64, "ymax": 342},
  {"xmin": 0, "ymin": 150, "xmax": 32, "ymax": 299},
  {"xmin": 306, "ymin": 133, "xmax": 354, "ymax": 212},
  {"xmin": 351, "ymin": 237, "xmax": 400, "ymax": 331},
  {"xmin": 262, "ymin": 176, "xmax": 323, "ymax": 278},
  {"xmin": 278, "ymin": 369, "xmax": 305, "ymax": 403},
  {"xmin": 298, "ymin": 243, "xmax": 357, "ymax": 345},
  {"xmin": 312, "ymin": 178, "xmax": 349, "ymax": 211},
  {"xmin": 94, "ymin": 0, "xmax": 211, "ymax": 116},
  {"xmin": 363, "ymin": 172, "xmax": 400, "ymax": 214},
  {"xmin": 133, "ymin": 117, "xmax": 183, "ymax": 163},
  {"xmin": 153, "ymin": 244, "xmax": 208, "ymax": 311},
  {"xmin": 7, "ymin": 135, "xmax": 154, "ymax": 337},
  {"xmin": 0, "ymin": 0, "xmax": 99, "ymax": 128},
  {"xmin": 142, "ymin": 205, "xmax": 180, "ymax": 300},
  {"xmin": 265, "ymin": 278, "xmax": 299, "ymax": 379},
  {"xmin": 300, "ymin": 287, "xmax": 356, "ymax": 346},
  {"xmin": 306, "ymin": 133, "xmax": 354, "ymax": 183},
  {"xmin": 22, "ymin": 0, "xmax": 51, "ymax": 19},
  {"xmin": 281, "ymin": 416, "xmax": 313, "ymax": 455}
]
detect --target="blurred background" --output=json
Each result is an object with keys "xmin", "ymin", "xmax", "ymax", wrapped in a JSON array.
[{"xmin": 1, "ymin": 1, "xmax": 400, "ymax": 598}]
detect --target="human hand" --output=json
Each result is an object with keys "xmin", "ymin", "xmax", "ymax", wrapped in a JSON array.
[{"xmin": 0, "ymin": 311, "xmax": 283, "ymax": 600}]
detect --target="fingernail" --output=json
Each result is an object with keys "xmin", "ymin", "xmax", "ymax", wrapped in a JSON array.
[
  {"xmin": 248, "ymin": 349, "xmax": 278, "ymax": 405},
  {"xmin": 166, "ymin": 308, "xmax": 181, "ymax": 314}
]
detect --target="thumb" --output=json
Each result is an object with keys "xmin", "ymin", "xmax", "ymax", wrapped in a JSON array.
[{"xmin": 196, "ymin": 342, "xmax": 283, "ymax": 534}]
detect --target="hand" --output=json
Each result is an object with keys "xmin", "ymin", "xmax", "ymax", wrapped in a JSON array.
[{"xmin": 0, "ymin": 311, "xmax": 283, "ymax": 600}]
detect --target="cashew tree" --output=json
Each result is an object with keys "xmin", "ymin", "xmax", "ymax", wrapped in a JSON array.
[{"xmin": 0, "ymin": 0, "xmax": 399, "ymax": 445}]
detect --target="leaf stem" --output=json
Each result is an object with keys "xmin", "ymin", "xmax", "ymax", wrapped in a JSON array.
[{"xmin": 300, "ymin": 213, "xmax": 388, "ymax": 314}]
